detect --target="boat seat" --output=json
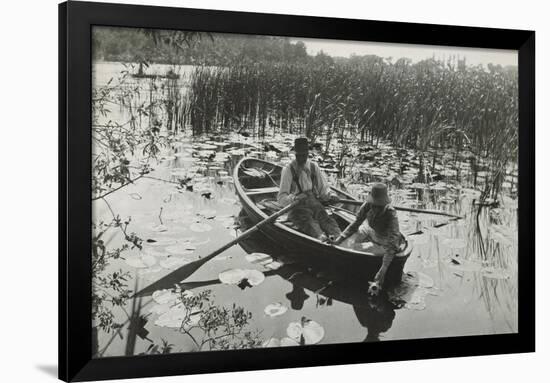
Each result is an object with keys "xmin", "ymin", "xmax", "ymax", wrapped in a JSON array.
[{"xmin": 244, "ymin": 186, "xmax": 280, "ymax": 195}]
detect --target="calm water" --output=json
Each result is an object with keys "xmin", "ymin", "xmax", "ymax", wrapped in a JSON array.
[{"xmin": 92, "ymin": 62, "xmax": 518, "ymax": 357}]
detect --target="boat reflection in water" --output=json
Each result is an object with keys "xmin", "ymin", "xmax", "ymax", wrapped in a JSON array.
[{"xmin": 237, "ymin": 209, "xmax": 397, "ymax": 342}]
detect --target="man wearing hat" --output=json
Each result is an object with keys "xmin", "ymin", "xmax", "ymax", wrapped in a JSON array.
[
  {"xmin": 333, "ymin": 183, "xmax": 406, "ymax": 295},
  {"xmin": 277, "ymin": 137, "xmax": 341, "ymax": 241},
  {"xmin": 285, "ymin": 284, "xmax": 310, "ymax": 310}
]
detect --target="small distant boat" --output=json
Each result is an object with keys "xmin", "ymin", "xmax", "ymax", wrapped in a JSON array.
[
  {"xmin": 132, "ymin": 67, "xmax": 180, "ymax": 80},
  {"xmin": 131, "ymin": 72, "xmax": 180, "ymax": 80},
  {"xmin": 233, "ymin": 158, "xmax": 413, "ymax": 287}
]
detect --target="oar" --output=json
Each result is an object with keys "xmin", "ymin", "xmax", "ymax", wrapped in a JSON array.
[
  {"xmin": 134, "ymin": 200, "xmax": 300, "ymax": 297},
  {"xmin": 329, "ymin": 203, "xmax": 461, "ymax": 236},
  {"xmin": 405, "ymin": 217, "xmax": 461, "ymax": 236},
  {"xmin": 336, "ymin": 198, "xmax": 463, "ymax": 219}
]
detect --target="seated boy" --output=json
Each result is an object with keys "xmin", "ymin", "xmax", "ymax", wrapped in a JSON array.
[{"xmin": 333, "ymin": 183, "xmax": 406, "ymax": 295}]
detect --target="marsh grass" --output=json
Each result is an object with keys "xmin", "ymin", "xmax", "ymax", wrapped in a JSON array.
[{"xmin": 155, "ymin": 58, "xmax": 517, "ymax": 197}]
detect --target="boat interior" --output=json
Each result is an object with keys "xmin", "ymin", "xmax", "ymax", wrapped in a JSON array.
[{"xmin": 235, "ymin": 158, "xmax": 414, "ymax": 259}]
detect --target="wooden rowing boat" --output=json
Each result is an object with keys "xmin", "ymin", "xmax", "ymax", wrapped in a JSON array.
[{"xmin": 233, "ymin": 158, "xmax": 413, "ymax": 287}]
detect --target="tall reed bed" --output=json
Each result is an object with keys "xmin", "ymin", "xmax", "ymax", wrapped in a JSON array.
[
  {"xmin": 112, "ymin": 58, "xmax": 517, "ymax": 196},
  {"xmin": 181, "ymin": 58, "xmax": 517, "ymax": 194}
]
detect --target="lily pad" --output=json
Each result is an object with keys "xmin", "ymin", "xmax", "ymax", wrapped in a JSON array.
[
  {"xmin": 144, "ymin": 238, "xmax": 177, "ymax": 247},
  {"xmin": 141, "ymin": 254, "xmax": 157, "ymax": 267},
  {"xmin": 128, "ymin": 193, "xmax": 142, "ymax": 200},
  {"xmin": 213, "ymin": 255, "xmax": 233, "ymax": 261},
  {"xmin": 262, "ymin": 338, "xmax": 281, "ymax": 348},
  {"xmin": 198, "ymin": 209, "xmax": 217, "ymax": 219},
  {"xmin": 154, "ymin": 304, "xmax": 202, "ymax": 328},
  {"xmin": 481, "ymin": 267, "xmax": 511, "ymax": 280},
  {"xmin": 489, "ymin": 226, "xmax": 515, "ymax": 247},
  {"xmin": 165, "ymin": 244, "xmax": 196, "ymax": 255},
  {"xmin": 218, "ymin": 218, "xmax": 236, "ymax": 228},
  {"xmin": 416, "ymin": 272, "xmax": 434, "ymax": 288},
  {"xmin": 190, "ymin": 222, "xmax": 213, "ymax": 232},
  {"xmin": 442, "ymin": 238, "xmax": 467, "ymax": 249},
  {"xmin": 218, "ymin": 269, "xmax": 265, "ymax": 287},
  {"xmin": 280, "ymin": 337, "xmax": 300, "ymax": 346},
  {"xmin": 193, "ymin": 239, "xmax": 211, "ymax": 246},
  {"xmin": 402, "ymin": 271, "xmax": 434, "ymax": 288},
  {"xmin": 148, "ymin": 303, "xmax": 172, "ymax": 315},
  {"xmin": 218, "ymin": 269, "xmax": 246, "ymax": 285},
  {"xmin": 159, "ymin": 257, "xmax": 192, "ymax": 270},
  {"xmin": 264, "ymin": 303, "xmax": 288, "ymax": 317},
  {"xmin": 178, "ymin": 236, "xmax": 197, "ymax": 243},
  {"xmin": 152, "ymin": 289, "xmax": 177, "ymax": 305},
  {"xmin": 138, "ymin": 266, "xmax": 163, "ymax": 276},
  {"xmin": 144, "ymin": 249, "xmax": 168, "ymax": 258},
  {"xmin": 389, "ymin": 279, "xmax": 430, "ymax": 311},
  {"xmin": 490, "ymin": 231, "xmax": 513, "ymax": 247},
  {"xmin": 264, "ymin": 261, "xmax": 283, "ymax": 270},
  {"xmin": 448, "ymin": 257, "xmax": 482, "ymax": 272},
  {"xmin": 124, "ymin": 256, "xmax": 148, "ymax": 269},
  {"xmin": 150, "ymin": 224, "xmax": 169, "ymax": 233},
  {"xmin": 409, "ymin": 234, "xmax": 429, "ymax": 246},
  {"xmin": 404, "ymin": 290, "xmax": 428, "ymax": 310},
  {"xmin": 244, "ymin": 270, "xmax": 265, "ymax": 286},
  {"xmin": 286, "ymin": 317, "xmax": 325, "ymax": 345}
]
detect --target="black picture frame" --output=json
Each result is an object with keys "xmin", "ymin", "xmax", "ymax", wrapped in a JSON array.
[{"xmin": 59, "ymin": 1, "xmax": 535, "ymax": 381}]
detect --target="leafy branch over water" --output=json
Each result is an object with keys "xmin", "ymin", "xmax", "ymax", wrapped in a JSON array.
[
  {"xmin": 91, "ymin": 70, "xmax": 172, "ymax": 348},
  {"xmin": 91, "ymin": 70, "xmax": 267, "ymax": 355},
  {"xmin": 166, "ymin": 289, "xmax": 263, "ymax": 351}
]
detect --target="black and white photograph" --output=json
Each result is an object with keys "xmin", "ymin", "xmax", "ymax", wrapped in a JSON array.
[{"xmin": 91, "ymin": 26, "xmax": 519, "ymax": 357}]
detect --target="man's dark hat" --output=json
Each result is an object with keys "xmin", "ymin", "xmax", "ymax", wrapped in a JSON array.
[
  {"xmin": 367, "ymin": 182, "xmax": 391, "ymax": 206},
  {"xmin": 294, "ymin": 137, "xmax": 309, "ymax": 153},
  {"xmin": 285, "ymin": 285, "xmax": 310, "ymax": 310}
]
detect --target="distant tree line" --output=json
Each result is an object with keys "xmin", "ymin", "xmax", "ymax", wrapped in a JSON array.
[{"xmin": 92, "ymin": 26, "xmax": 310, "ymax": 65}]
